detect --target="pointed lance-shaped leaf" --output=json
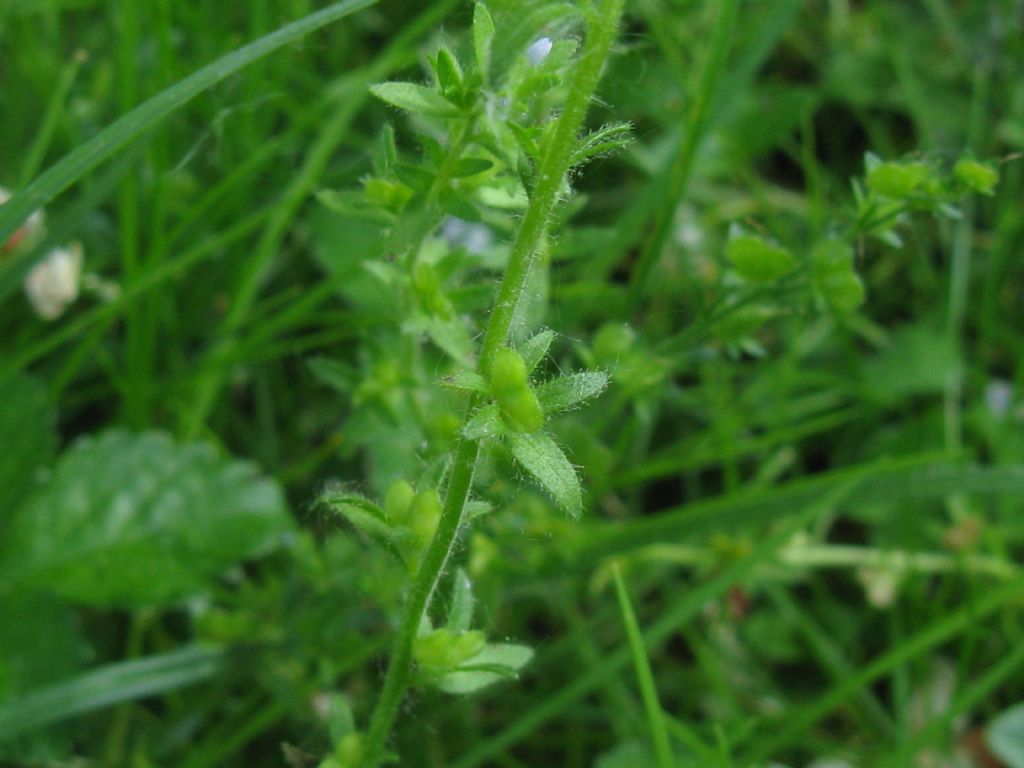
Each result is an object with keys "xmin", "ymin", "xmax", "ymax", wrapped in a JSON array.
[
  {"xmin": 369, "ymin": 82, "xmax": 461, "ymax": 118},
  {"xmin": 463, "ymin": 404, "xmax": 507, "ymax": 440},
  {"xmin": 516, "ymin": 329, "xmax": 555, "ymax": 374},
  {"xmin": 507, "ymin": 431, "xmax": 582, "ymax": 518},
  {"xmin": 535, "ymin": 371, "xmax": 608, "ymax": 415}
]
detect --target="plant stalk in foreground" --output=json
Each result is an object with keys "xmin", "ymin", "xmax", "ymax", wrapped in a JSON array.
[{"xmin": 359, "ymin": 1, "xmax": 626, "ymax": 763}]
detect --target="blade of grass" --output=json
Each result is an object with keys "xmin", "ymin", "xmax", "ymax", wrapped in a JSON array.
[
  {"xmin": 0, "ymin": 0, "xmax": 376, "ymax": 245},
  {"xmin": 611, "ymin": 561, "xmax": 677, "ymax": 768},
  {"xmin": 0, "ymin": 645, "xmax": 225, "ymax": 739}
]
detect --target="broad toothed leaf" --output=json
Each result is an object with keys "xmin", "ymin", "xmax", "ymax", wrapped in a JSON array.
[{"xmin": 0, "ymin": 430, "xmax": 290, "ymax": 608}]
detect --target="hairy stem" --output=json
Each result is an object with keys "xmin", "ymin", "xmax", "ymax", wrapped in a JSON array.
[{"xmin": 359, "ymin": 1, "xmax": 625, "ymax": 764}]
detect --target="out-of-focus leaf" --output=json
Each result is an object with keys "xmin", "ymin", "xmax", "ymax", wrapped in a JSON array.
[{"xmin": 0, "ymin": 430, "xmax": 292, "ymax": 607}]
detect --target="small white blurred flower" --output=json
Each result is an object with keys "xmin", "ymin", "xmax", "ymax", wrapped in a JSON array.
[
  {"xmin": 25, "ymin": 242, "xmax": 83, "ymax": 320},
  {"xmin": 985, "ymin": 379, "xmax": 1013, "ymax": 419},
  {"xmin": 0, "ymin": 185, "xmax": 46, "ymax": 253},
  {"xmin": 525, "ymin": 37, "xmax": 553, "ymax": 66},
  {"xmin": 441, "ymin": 217, "xmax": 493, "ymax": 255},
  {"xmin": 856, "ymin": 565, "xmax": 901, "ymax": 609}
]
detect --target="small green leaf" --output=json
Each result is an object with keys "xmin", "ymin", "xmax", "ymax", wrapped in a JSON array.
[
  {"xmin": 453, "ymin": 157, "xmax": 494, "ymax": 177},
  {"xmin": 437, "ymin": 643, "xmax": 534, "ymax": 695},
  {"xmin": 442, "ymin": 370, "xmax": 489, "ymax": 394},
  {"xmin": 517, "ymin": 329, "xmax": 555, "ymax": 373},
  {"xmin": 507, "ymin": 431, "xmax": 582, "ymax": 517},
  {"xmin": 866, "ymin": 160, "xmax": 931, "ymax": 199},
  {"xmin": 473, "ymin": 3, "xmax": 496, "ymax": 82},
  {"xmin": 414, "ymin": 629, "xmax": 486, "ymax": 670},
  {"xmin": 726, "ymin": 234, "xmax": 796, "ymax": 283},
  {"xmin": 953, "ymin": 157, "xmax": 999, "ymax": 196},
  {"xmin": 464, "ymin": 404, "xmax": 506, "ymax": 440},
  {"xmin": 988, "ymin": 702, "xmax": 1024, "ymax": 768},
  {"xmin": 321, "ymin": 489, "xmax": 393, "ymax": 540},
  {"xmin": 571, "ymin": 121, "xmax": 634, "ymax": 166},
  {"xmin": 434, "ymin": 47, "xmax": 464, "ymax": 96},
  {"xmin": 369, "ymin": 82, "xmax": 461, "ymax": 118},
  {"xmin": 0, "ymin": 430, "xmax": 291, "ymax": 608},
  {"xmin": 447, "ymin": 568, "xmax": 475, "ymax": 633},
  {"xmin": 535, "ymin": 371, "xmax": 608, "ymax": 414}
]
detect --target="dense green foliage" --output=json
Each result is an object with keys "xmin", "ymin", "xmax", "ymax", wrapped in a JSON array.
[{"xmin": 1, "ymin": 1, "xmax": 1023, "ymax": 766}]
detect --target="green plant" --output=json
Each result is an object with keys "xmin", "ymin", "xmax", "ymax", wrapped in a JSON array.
[
  {"xmin": 2, "ymin": 1, "xmax": 1024, "ymax": 766},
  {"xmin": 318, "ymin": 2, "xmax": 625, "ymax": 762}
]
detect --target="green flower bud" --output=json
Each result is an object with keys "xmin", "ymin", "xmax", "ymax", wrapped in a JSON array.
[
  {"xmin": 408, "ymin": 488, "xmax": 443, "ymax": 542},
  {"xmin": 726, "ymin": 234, "xmax": 795, "ymax": 283},
  {"xmin": 384, "ymin": 479, "xmax": 416, "ymax": 523},
  {"xmin": 953, "ymin": 157, "xmax": 998, "ymax": 196},
  {"xmin": 336, "ymin": 733, "xmax": 364, "ymax": 768},
  {"xmin": 414, "ymin": 628, "xmax": 486, "ymax": 669},
  {"xmin": 866, "ymin": 161, "xmax": 931, "ymax": 199},
  {"xmin": 490, "ymin": 347, "xmax": 529, "ymax": 394},
  {"xmin": 490, "ymin": 348, "xmax": 545, "ymax": 432}
]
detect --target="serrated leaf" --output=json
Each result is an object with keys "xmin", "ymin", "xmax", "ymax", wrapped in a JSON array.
[
  {"xmin": 464, "ymin": 404, "xmax": 506, "ymax": 440},
  {"xmin": 437, "ymin": 643, "xmax": 534, "ymax": 695},
  {"xmin": 0, "ymin": 374, "xmax": 57, "ymax": 520},
  {"xmin": 442, "ymin": 370, "xmax": 489, "ymax": 394},
  {"xmin": 517, "ymin": 329, "xmax": 555, "ymax": 373},
  {"xmin": 473, "ymin": 3, "xmax": 495, "ymax": 82},
  {"xmin": 507, "ymin": 431, "xmax": 581, "ymax": 517},
  {"xmin": 535, "ymin": 371, "xmax": 608, "ymax": 414},
  {"xmin": 0, "ymin": 430, "xmax": 291, "ymax": 608},
  {"xmin": 369, "ymin": 82, "xmax": 460, "ymax": 118}
]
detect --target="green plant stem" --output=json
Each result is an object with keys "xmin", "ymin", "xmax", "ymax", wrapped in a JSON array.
[{"xmin": 359, "ymin": 2, "xmax": 625, "ymax": 764}]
